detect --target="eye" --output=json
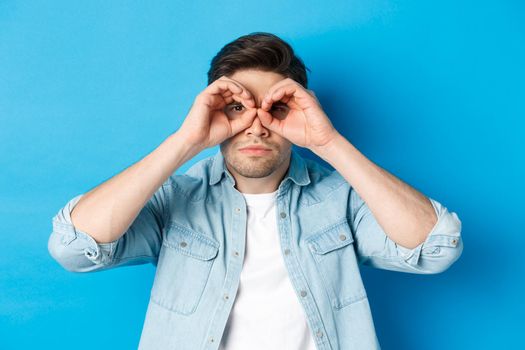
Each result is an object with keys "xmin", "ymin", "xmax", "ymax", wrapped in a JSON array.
[
  {"xmin": 269, "ymin": 103, "xmax": 289, "ymax": 119},
  {"xmin": 271, "ymin": 103, "xmax": 288, "ymax": 112},
  {"xmin": 272, "ymin": 107, "xmax": 286, "ymax": 113},
  {"xmin": 224, "ymin": 103, "xmax": 247, "ymax": 119},
  {"xmin": 229, "ymin": 103, "xmax": 245, "ymax": 112}
]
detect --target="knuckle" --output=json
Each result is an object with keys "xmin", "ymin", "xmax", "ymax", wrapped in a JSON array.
[
  {"xmin": 195, "ymin": 93, "xmax": 210, "ymax": 105},
  {"xmin": 196, "ymin": 92, "xmax": 206, "ymax": 100}
]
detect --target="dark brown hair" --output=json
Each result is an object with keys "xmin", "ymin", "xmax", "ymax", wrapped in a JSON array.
[{"xmin": 207, "ymin": 32, "xmax": 310, "ymax": 88}]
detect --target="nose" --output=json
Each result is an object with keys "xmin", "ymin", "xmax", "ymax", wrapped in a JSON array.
[{"xmin": 244, "ymin": 114, "xmax": 269, "ymax": 138}]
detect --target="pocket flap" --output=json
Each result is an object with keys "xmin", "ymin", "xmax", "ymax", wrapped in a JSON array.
[
  {"xmin": 163, "ymin": 221, "xmax": 219, "ymax": 261},
  {"xmin": 307, "ymin": 221, "xmax": 354, "ymax": 255}
]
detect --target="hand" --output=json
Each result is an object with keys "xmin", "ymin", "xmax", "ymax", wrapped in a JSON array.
[
  {"xmin": 256, "ymin": 78, "xmax": 340, "ymax": 151},
  {"xmin": 177, "ymin": 76, "xmax": 257, "ymax": 150}
]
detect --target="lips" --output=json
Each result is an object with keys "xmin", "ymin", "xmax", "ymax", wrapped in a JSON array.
[
  {"xmin": 238, "ymin": 145, "xmax": 272, "ymax": 151},
  {"xmin": 238, "ymin": 145, "xmax": 272, "ymax": 155}
]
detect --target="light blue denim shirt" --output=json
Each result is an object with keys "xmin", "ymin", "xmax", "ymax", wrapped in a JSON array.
[{"xmin": 48, "ymin": 148, "xmax": 463, "ymax": 349}]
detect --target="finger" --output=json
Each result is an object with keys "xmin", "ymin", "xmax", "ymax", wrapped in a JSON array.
[
  {"xmin": 263, "ymin": 77, "xmax": 296, "ymax": 98},
  {"xmin": 220, "ymin": 86, "xmax": 255, "ymax": 108},
  {"xmin": 230, "ymin": 108, "xmax": 257, "ymax": 135},
  {"xmin": 223, "ymin": 93, "xmax": 255, "ymax": 107},
  {"xmin": 221, "ymin": 89, "xmax": 251, "ymax": 103},
  {"xmin": 261, "ymin": 84, "xmax": 295, "ymax": 110},
  {"xmin": 203, "ymin": 81, "xmax": 242, "ymax": 109},
  {"xmin": 262, "ymin": 81, "xmax": 301, "ymax": 109},
  {"xmin": 216, "ymin": 77, "xmax": 256, "ymax": 107},
  {"xmin": 261, "ymin": 83, "xmax": 316, "ymax": 110},
  {"xmin": 207, "ymin": 79, "xmax": 242, "ymax": 97},
  {"xmin": 257, "ymin": 108, "xmax": 283, "ymax": 135},
  {"xmin": 307, "ymin": 89, "xmax": 316, "ymax": 96},
  {"xmin": 205, "ymin": 81, "xmax": 255, "ymax": 109},
  {"xmin": 261, "ymin": 78, "xmax": 297, "ymax": 104}
]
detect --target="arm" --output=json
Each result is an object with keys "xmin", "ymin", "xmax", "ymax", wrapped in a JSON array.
[
  {"xmin": 314, "ymin": 133, "xmax": 438, "ymax": 249},
  {"xmin": 348, "ymin": 184, "xmax": 462, "ymax": 273},
  {"xmin": 254, "ymin": 78, "xmax": 463, "ymax": 273},
  {"xmin": 315, "ymin": 134, "xmax": 463, "ymax": 274},
  {"xmin": 48, "ymin": 76, "xmax": 258, "ymax": 273},
  {"xmin": 69, "ymin": 131, "xmax": 198, "ymax": 244},
  {"xmin": 48, "ymin": 131, "xmax": 200, "ymax": 272}
]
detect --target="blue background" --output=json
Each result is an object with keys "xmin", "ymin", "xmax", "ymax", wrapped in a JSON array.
[{"xmin": 1, "ymin": 1, "xmax": 523, "ymax": 349}]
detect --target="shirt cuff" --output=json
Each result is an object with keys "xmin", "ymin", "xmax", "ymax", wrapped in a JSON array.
[
  {"xmin": 395, "ymin": 197, "xmax": 462, "ymax": 268},
  {"xmin": 52, "ymin": 194, "xmax": 119, "ymax": 265}
]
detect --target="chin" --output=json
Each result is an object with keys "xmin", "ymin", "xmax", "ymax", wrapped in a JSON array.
[{"xmin": 223, "ymin": 147, "xmax": 290, "ymax": 179}]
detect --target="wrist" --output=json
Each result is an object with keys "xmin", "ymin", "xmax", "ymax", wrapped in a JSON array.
[
  {"xmin": 311, "ymin": 132, "xmax": 345, "ymax": 159},
  {"xmin": 167, "ymin": 131, "xmax": 203, "ymax": 162}
]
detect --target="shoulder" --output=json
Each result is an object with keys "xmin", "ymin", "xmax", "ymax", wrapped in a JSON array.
[
  {"xmin": 299, "ymin": 156, "xmax": 350, "ymax": 206},
  {"xmin": 164, "ymin": 156, "xmax": 215, "ymax": 202}
]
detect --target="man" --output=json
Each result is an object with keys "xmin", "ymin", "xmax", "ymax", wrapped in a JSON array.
[{"xmin": 48, "ymin": 32, "xmax": 463, "ymax": 350}]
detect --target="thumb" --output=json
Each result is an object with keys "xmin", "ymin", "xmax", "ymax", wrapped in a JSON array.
[
  {"xmin": 257, "ymin": 108, "xmax": 282, "ymax": 134},
  {"xmin": 230, "ymin": 109, "xmax": 257, "ymax": 135}
]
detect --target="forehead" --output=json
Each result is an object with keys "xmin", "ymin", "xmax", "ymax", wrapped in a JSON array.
[{"xmin": 226, "ymin": 69, "xmax": 287, "ymax": 99}]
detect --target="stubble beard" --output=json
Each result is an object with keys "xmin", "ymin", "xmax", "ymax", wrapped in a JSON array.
[{"xmin": 223, "ymin": 147, "xmax": 291, "ymax": 179}]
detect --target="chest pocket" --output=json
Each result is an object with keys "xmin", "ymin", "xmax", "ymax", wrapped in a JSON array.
[
  {"xmin": 306, "ymin": 220, "xmax": 367, "ymax": 309},
  {"xmin": 150, "ymin": 221, "xmax": 219, "ymax": 315}
]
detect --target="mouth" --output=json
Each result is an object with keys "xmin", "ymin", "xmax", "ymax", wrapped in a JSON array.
[{"xmin": 238, "ymin": 146, "xmax": 272, "ymax": 155}]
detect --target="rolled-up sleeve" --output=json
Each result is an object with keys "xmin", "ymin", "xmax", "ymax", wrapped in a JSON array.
[
  {"xmin": 48, "ymin": 179, "xmax": 172, "ymax": 273},
  {"xmin": 349, "ymin": 188, "xmax": 463, "ymax": 274}
]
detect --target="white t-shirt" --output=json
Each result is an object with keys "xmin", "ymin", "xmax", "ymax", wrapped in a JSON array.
[{"xmin": 218, "ymin": 190, "xmax": 317, "ymax": 350}]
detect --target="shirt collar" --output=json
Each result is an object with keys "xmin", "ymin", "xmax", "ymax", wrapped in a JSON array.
[{"xmin": 209, "ymin": 148, "xmax": 311, "ymax": 187}]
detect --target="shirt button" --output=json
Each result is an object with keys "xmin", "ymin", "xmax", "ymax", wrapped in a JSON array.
[
  {"xmin": 300, "ymin": 290, "xmax": 307, "ymax": 297},
  {"xmin": 339, "ymin": 234, "xmax": 347, "ymax": 241},
  {"xmin": 85, "ymin": 249, "xmax": 96, "ymax": 258},
  {"xmin": 316, "ymin": 330, "xmax": 324, "ymax": 338},
  {"xmin": 233, "ymin": 251, "xmax": 239, "ymax": 257},
  {"xmin": 209, "ymin": 337, "xmax": 215, "ymax": 343},
  {"xmin": 223, "ymin": 293, "xmax": 229, "ymax": 300},
  {"xmin": 235, "ymin": 207, "xmax": 241, "ymax": 213},
  {"xmin": 180, "ymin": 241, "xmax": 187, "ymax": 247},
  {"xmin": 452, "ymin": 238, "xmax": 458, "ymax": 245},
  {"xmin": 280, "ymin": 212, "xmax": 287, "ymax": 218},
  {"xmin": 284, "ymin": 249, "xmax": 290, "ymax": 255}
]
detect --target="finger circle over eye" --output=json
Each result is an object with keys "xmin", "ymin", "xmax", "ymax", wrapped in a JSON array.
[
  {"xmin": 226, "ymin": 94, "xmax": 252, "ymax": 109},
  {"xmin": 214, "ymin": 79, "xmax": 242, "ymax": 95},
  {"xmin": 230, "ymin": 94, "xmax": 244, "ymax": 103},
  {"xmin": 219, "ymin": 79, "xmax": 255, "ymax": 105},
  {"xmin": 223, "ymin": 95, "xmax": 234, "ymax": 105},
  {"xmin": 218, "ymin": 77, "xmax": 247, "ymax": 95},
  {"xmin": 243, "ymin": 97, "xmax": 255, "ymax": 108},
  {"xmin": 237, "ymin": 88, "xmax": 254, "ymax": 104}
]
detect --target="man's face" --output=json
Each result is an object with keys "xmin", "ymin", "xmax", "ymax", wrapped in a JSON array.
[{"xmin": 220, "ymin": 69, "xmax": 292, "ymax": 179}]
